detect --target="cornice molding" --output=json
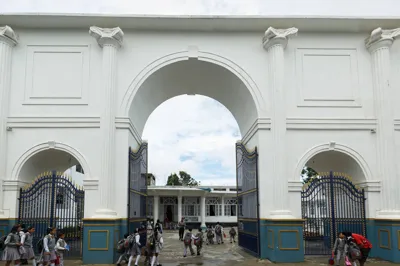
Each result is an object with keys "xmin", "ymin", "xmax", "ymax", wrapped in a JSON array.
[
  {"xmin": 89, "ymin": 26, "xmax": 124, "ymax": 48},
  {"xmin": 0, "ymin": 25, "xmax": 18, "ymax": 46},
  {"xmin": 242, "ymin": 118, "xmax": 271, "ymax": 145},
  {"xmin": 7, "ymin": 116, "xmax": 100, "ymax": 128},
  {"xmin": 115, "ymin": 117, "xmax": 142, "ymax": 144},
  {"xmin": 286, "ymin": 118, "xmax": 377, "ymax": 130},
  {"xmin": 262, "ymin": 27, "xmax": 298, "ymax": 50},
  {"xmin": 365, "ymin": 27, "xmax": 400, "ymax": 51},
  {"xmin": 287, "ymin": 180, "xmax": 303, "ymax": 192},
  {"xmin": 355, "ymin": 180, "xmax": 381, "ymax": 192},
  {"xmin": 83, "ymin": 179, "xmax": 99, "ymax": 191}
]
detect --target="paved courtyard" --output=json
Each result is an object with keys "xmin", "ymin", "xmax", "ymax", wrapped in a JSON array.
[{"xmin": 62, "ymin": 230, "xmax": 394, "ymax": 265}]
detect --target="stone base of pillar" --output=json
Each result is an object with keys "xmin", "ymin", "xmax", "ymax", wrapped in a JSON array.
[
  {"xmin": 200, "ymin": 223, "xmax": 206, "ymax": 230},
  {"xmin": 367, "ymin": 219, "xmax": 400, "ymax": 263},
  {"xmin": 92, "ymin": 208, "xmax": 118, "ymax": 218},
  {"xmin": 82, "ymin": 218, "xmax": 127, "ymax": 264},
  {"xmin": 259, "ymin": 219, "xmax": 304, "ymax": 263},
  {"xmin": 269, "ymin": 210, "xmax": 295, "ymax": 219}
]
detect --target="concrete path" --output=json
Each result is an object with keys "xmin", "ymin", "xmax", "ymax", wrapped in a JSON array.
[{"xmin": 57, "ymin": 230, "xmax": 395, "ymax": 265}]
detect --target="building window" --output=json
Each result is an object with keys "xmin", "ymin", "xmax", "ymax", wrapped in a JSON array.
[
  {"xmin": 206, "ymin": 197, "xmax": 222, "ymax": 216},
  {"xmin": 183, "ymin": 197, "xmax": 200, "ymax": 217},
  {"xmin": 224, "ymin": 198, "xmax": 237, "ymax": 216}
]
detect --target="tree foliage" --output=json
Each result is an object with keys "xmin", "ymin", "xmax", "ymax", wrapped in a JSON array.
[
  {"xmin": 301, "ymin": 167, "xmax": 319, "ymax": 184},
  {"xmin": 166, "ymin": 171, "xmax": 200, "ymax": 187}
]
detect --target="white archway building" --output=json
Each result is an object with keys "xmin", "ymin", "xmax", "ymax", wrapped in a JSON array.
[{"xmin": 0, "ymin": 13, "xmax": 400, "ymax": 263}]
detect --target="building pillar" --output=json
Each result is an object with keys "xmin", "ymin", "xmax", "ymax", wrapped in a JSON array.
[
  {"xmin": 153, "ymin": 195, "xmax": 159, "ymax": 223},
  {"xmin": 365, "ymin": 27, "xmax": 400, "ymax": 263},
  {"xmin": 0, "ymin": 26, "xmax": 18, "ymax": 217},
  {"xmin": 177, "ymin": 195, "xmax": 182, "ymax": 222},
  {"xmin": 260, "ymin": 27, "xmax": 304, "ymax": 263},
  {"xmin": 221, "ymin": 196, "xmax": 225, "ymax": 217},
  {"xmin": 262, "ymin": 27, "xmax": 298, "ymax": 219},
  {"xmin": 89, "ymin": 26, "xmax": 124, "ymax": 218},
  {"xmin": 366, "ymin": 27, "xmax": 400, "ymax": 217},
  {"xmin": 200, "ymin": 195, "xmax": 206, "ymax": 229}
]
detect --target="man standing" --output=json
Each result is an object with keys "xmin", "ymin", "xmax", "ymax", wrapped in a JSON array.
[{"xmin": 178, "ymin": 217, "xmax": 185, "ymax": 241}]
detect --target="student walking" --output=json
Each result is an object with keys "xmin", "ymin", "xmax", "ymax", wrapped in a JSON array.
[
  {"xmin": 42, "ymin": 227, "xmax": 57, "ymax": 266},
  {"xmin": 127, "ymin": 229, "xmax": 141, "ymax": 266},
  {"xmin": 21, "ymin": 226, "xmax": 37, "ymax": 266},
  {"xmin": 55, "ymin": 232, "xmax": 68, "ymax": 266},
  {"xmin": 214, "ymin": 222, "xmax": 224, "ymax": 244},
  {"xmin": 183, "ymin": 228, "xmax": 198, "ymax": 257},
  {"xmin": 332, "ymin": 232, "xmax": 346, "ymax": 266},
  {"xmin": 194, "ymin": 228, "xmax": 204, "ymax": 256},
  {"xmin": 229, "ymin": 227, "xmax": 236, "ymax": 243},
  {"xmin": 2, "ymin": 224, "xmax": 22, "ymax": 266},
  {"xmin": 150, "ymin": 226, "xmax": 163, "ymax": 266},
  {"xmin": 178, "ymin": 218, "xmax": 185, "ymax": 241},
  {"xmin": 116, "ymin": 233, "xmax": 130, "ymax": 266}
]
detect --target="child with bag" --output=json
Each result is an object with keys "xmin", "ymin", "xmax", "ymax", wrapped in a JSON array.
[
  {"xmin": 55, "ymin": 232, "xmax": 69, "ymax": 266},
  {"xmin": 332, "ymin": 232, "xmax": 346, "ymax": 265}
]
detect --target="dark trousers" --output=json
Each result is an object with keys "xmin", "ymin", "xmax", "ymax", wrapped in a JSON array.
[
  {"xmin": 359, "ymin": 248, "xmax": 371, "ymax": 266},
  {"xmin": 179, "ymin": 227, "xmax": 184, "ymax": 240}
]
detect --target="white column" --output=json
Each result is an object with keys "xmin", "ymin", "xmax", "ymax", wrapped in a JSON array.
[
  {"xmin": 177, "ymin": 195, "xmax": 182, "ymax": 222},
  {"xmin": 221, "ymin": 196, "xmax": 225, "ymax": 217},
  {"xmin": 200, "ymin": 195, "xmax": 206, "ymax": 228},
  {"xmin": 365, "ymin": 27, "xmax": 400, "ymax": 218},
  {"xmin": 263, "ymin": 27, "xmax": 298, "ymax": 219},
  {"xmin": 153, "ymin": 195, "xmax": 159, "ymax": 222},
  {"xmin": 0, "ymin": 26, "xmax": 18, "ymax": 216},
  {"xmin": 89, "ymin": 26, "xmax": 124, "ymax": 218}
]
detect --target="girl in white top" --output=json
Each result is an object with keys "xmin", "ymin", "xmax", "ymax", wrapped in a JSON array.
[
  {"xmin": 127, "ymin": 229, "xmax": 141, "ymax": 266},
  {"xmin": 151, "ymin": 226, "xmax": 163, "ymax": 266}
]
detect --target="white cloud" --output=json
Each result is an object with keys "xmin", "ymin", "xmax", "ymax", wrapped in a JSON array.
[{"xmin": 142, "ymin": 95, "xmax": 241, "ymax": 187}]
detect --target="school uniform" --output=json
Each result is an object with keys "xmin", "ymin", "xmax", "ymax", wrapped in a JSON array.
[
  {"xmin": 194, "ymin": 232, "xmax": 203, "ymax": 255},
  {"xmin": 183, "ymin": 231, "xmax": 197, "ymax": 257},
  {"xmin": 333, "ymin": 237, "xmax": 346, "ymax": 265},
  {"xmin": 150, "ymin": 233, "xmax": 163, "ymax": 266},
  {"xmin": 55, "ymin": 238, "xmax": 67, "ymax": 266},
  {"xmin": 2, "ymin": 232, "xmax": 21, "ymax": 261},
  {"xmin": 229, "ymin": 228, "xmax": 236, "ymax": 243},
  {"xmin": 43, "ymin": 234, "xmax": 57, "ymax": 262},
  {"xmin": 21, "ymin": 232, "xmax": 35, "ymax": 259},
  {"xmin": 215, "ymin": 225, "xmax": 224, "ymax": 244}
]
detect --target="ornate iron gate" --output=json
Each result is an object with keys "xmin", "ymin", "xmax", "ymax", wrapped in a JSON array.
[
  {"xmin": 236, "ymin": 142, "xmax": 260, "ymax": 256},
  {"xmin": 18, "ymin": 171, "xmax": 85, "ymax": 258},
  {"xmin": 128, "ymin": 142, "xmax": 148, "ymax": 242},
  {"xmin": 301, "ymin": 171, "xmax": 366, "ymax": 255}
]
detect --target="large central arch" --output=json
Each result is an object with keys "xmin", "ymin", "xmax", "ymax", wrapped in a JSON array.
[{"xmin": 122, "ymin": 50, "xmax": 265, "ymax": 136}]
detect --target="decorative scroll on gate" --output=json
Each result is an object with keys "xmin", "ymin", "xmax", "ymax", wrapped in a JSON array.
[
  {"xmin": 301, "ymin": 171, "xmax": 366, "ymax": 255},
  {"xmin": 18, "ymin": 171, "xmax": 85, "ymax": 258},
  {"xmin": 236, "ymin": 142, "xmax": 260, "ymax": 256},
  {"xmin": 128, "ymin": 142, "xmax": 148, "ymax": 240}
]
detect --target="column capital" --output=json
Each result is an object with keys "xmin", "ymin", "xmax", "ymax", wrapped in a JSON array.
[
  {"xmin": 365, "ymin": 27, "xmax": 400, "ymax": 52},
  {"xmin": 89, "ymin": 26, "xmax": 124, "ymax": 48},
  {"xmin": 0, "ymin": 25, "xmax": 18, "ymax": 46},
  {"xmin": 263, "ymin": 27, "xmax": 298, "ymax": 50}
]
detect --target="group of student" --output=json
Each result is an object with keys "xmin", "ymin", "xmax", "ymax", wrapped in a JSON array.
[
  {"xmin": 332, "ymin": 231, "xmax": 372, "ymax": 266},
  {"xmin": 0, "ymin": 224, "xmax": 69, "ymax": 266},
  {"xmin": 116, "ymin": 219, "xmax": 163, "ymax": 266}
]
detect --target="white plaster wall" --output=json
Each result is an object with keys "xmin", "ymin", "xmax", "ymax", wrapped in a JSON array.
[{"xmin": 3, "ymin": 27, "xmax": 394, "ymax": 220}]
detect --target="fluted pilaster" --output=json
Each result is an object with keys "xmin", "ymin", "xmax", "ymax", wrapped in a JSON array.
[
  {"xmin": 263, "ymin": 27, "xmax": 298, "ymax": 218},
  {"xmin": 89, "ymin": 26, "xmax": 124, "ymax": 218},
  {"xmin": 200, "ymin": 195, "xmax": 206, "ymax": 228},
  {"xmin": 366, "ymin": 27, "xmax": 400, "ymax": 218},
  {"xmin": 0, "ymin": 26, "xmax": 18, "ymax": 216}
]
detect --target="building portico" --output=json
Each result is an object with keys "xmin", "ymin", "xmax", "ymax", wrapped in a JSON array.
[{"xmin": 147, "ymin": 186, "xmax": 238, "ymax": 228}]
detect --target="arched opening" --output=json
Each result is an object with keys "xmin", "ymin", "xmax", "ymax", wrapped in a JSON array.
[
  {"xmin": 300, "ymin": 150, "xmax": 367, "ymax": 256},
  {"xmin": 17, "ymin": 149, "xmax": 85, "ymax": 259},
  {"xmin": 127, "ymin": 58, "xmax": 260, "ymax": 254}
]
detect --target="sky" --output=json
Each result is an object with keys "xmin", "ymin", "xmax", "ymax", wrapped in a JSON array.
[{"xmin": 142, "ymin": 95, "xmax": 240, "ymax": 186}]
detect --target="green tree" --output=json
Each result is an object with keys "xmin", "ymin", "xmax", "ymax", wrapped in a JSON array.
[
  {"xmin": 301, "ymin": 167, "xmax": 319, "ymax": 184},
  {"xmin": 166, "ymin": 171, "xmax": 200, "ymax": 187}
]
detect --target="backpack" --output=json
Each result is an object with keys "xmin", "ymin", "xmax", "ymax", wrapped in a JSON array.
[
  {"xmin": 184, "ymin": 232, "xmax": 192, "ymax": 245},
  {"xmin": 116, "ymin": 239, "xmax": 125, "ymax": 254},
  {"xmin": 229, "ymin": 228, "xmax": 236, "ymax": 236},
  {"xmin": 0, "ymin": 235, "xmax": 7, "ymax": 250},
  {"xmin": 194, "ymin": 233, "xmax": 202, "ymax": 246},
  {"xmin": 348, "ymin": 243, "xmax": 362, "ymax": 260},
  {"xmin": 215, "ymin": 225, "xmax": 222, "ymax": 235},
  {"xmin": 207, "ymin": 230, "xmax": 214, "ymax": 238}
]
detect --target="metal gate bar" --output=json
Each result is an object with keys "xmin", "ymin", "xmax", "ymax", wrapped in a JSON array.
[
  {"xmin": 18, "ymin": 171, "xmax": 84, "ymax": 258},
  {"xmin": 301, "ymin": 171, "xmax": 366, "ymax": 255},
  {"xmin": 236, "ymin": 142, "xmax": 260, "ymax": 256}
]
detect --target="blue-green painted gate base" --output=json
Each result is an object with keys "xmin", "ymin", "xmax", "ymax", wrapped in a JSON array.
[
  {"xmin": 367, "ymin": 219, "xmax": 400, "ymax": 263},
  {"xmin": 259, "ymin": 220, "xmax": 304, "ymax": 263},
  {"xmin": 82, "ymin": 219, "xmax": 127, "ymax": 264}
]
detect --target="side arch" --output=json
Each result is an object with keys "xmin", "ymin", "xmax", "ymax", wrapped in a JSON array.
[
  {"xmin": 11, "ymin": 141, "xmax": 92, "ymax": 181},
  {"xmin": 120, "ymin": 50, "xmax": 267, "ymax": 117},
  {"xmin": 294, "ymin": 143, "xmax": 372, "ymax": 181}
]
